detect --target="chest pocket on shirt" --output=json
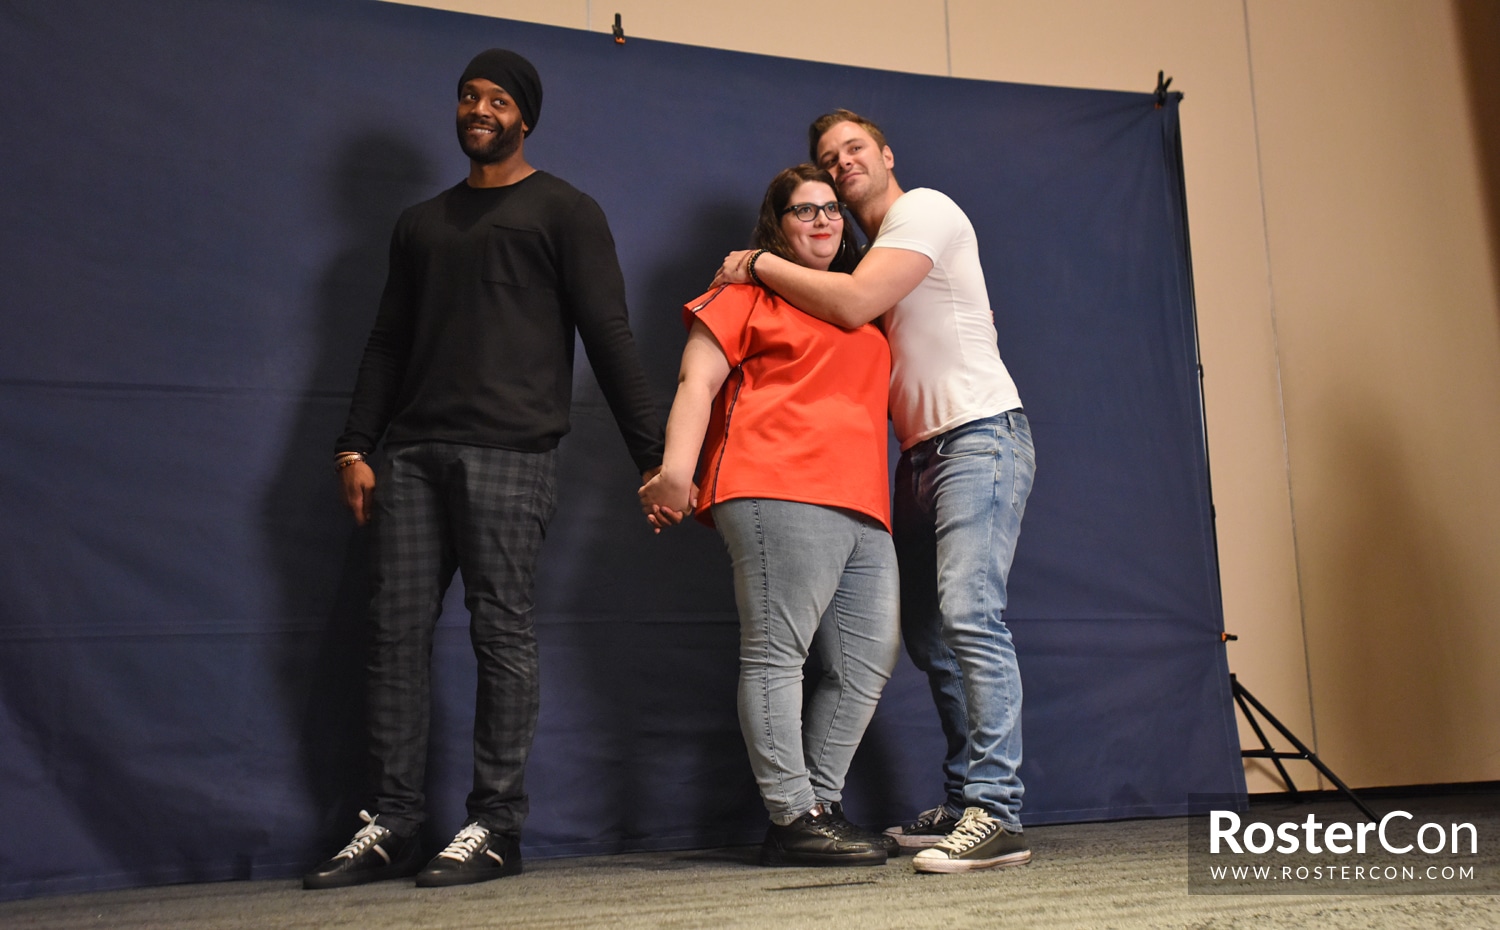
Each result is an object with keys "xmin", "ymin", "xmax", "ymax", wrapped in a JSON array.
[{"xmin": 483, "ymin": 223, "xmax": 553, "ymax": 289}]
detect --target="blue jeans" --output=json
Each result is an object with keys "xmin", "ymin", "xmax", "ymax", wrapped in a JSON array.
[
  {"xmin": 714, "ymin": 499, "xmax": 900, "ymax": 825},
  {"xmin": 894, "ymin": 410, "xmax": 1035, "ymax": 830}
]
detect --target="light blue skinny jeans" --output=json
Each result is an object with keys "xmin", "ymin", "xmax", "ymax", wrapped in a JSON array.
[
  {"xmin": 894, "ymin": 409, "xmax": 1035, "ymax": 831},
  {"xmin": 714, "ymin": 498, "xmax": 900, "ymax": 826}
]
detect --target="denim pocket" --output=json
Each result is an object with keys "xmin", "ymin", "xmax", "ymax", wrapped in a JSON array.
[
  {"xmin": 1008, "ymin": 414, "xmax": 1037, "ymax": 470},
  {"xmin": 934, "ymin": 423, "xmax": 1000, "ymax": 459}
]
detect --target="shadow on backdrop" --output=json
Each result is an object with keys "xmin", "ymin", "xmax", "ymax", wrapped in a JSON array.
[
  {"xmin": 1316, "ymin": 398, "xmax": 1474, "ymax": 785},
  {"xmin": 1454, "ymin": 0, "xmax": 1500, "ymax": 312},
  {"xmin": 525, "ymin": 198, "xmax": 764, "ymax": 852},
  {"xmin": 259, "ymin": 128, "xmax": 436, "ymax": 854}
]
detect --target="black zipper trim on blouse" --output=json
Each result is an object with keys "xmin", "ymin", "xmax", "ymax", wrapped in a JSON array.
[
  {"xmin": 689, "ymin": 285, "xmax": 749, "ymax": 511},
  {"xmin": 707, "ymin": 365, "xmax": 746, "ymax": 507}
]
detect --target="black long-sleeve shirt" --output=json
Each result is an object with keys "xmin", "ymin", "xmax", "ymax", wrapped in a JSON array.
[{"xmin": 336, "ymin": 172, "xmax": 664, "ymax": 473}]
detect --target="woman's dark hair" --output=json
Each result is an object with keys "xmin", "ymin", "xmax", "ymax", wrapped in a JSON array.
[{"xmin": 750, "ymin": 164, "xmax": 861, "ymax": 274}]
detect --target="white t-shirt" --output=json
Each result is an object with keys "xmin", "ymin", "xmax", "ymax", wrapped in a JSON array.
[{"xmin": 872, "ymin": 188, "xmax": 1022, "ymax": 449}]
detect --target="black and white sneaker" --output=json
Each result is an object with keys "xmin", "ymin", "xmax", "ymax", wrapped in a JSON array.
[
  {"xmin": 912, "ymin": 807, "xmax": 1031, "ymax": 873},
  {"xmin": 415, "ymin": 823, "xmax": 522, "ymax": 887},
  {"xmin": 883, "ymin": 805, "xmax": 961, "ymax": 849},
  {"xmin": 303, "ymin": 810, "xmax": 422, "ymax": 889}
]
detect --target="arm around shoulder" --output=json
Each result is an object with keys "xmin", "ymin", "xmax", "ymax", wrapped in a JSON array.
[{"xmin": 752, "ymin": 247, "xmax": 932, "ymax": 328}]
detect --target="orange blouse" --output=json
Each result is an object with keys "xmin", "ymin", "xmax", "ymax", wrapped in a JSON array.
[{"xmin": 684, "ymin": 284, "xmax": 892, "ymax": 530}]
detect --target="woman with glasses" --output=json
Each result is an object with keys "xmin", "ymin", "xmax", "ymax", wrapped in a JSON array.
[{"xmin": 639, "ymin": 164, "xmax": 898, "ymax": 867}]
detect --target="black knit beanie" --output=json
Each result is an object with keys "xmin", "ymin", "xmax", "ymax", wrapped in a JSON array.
[{"xmin": 458, "ymin": 48, "xmax": 542, "ymax": 135}]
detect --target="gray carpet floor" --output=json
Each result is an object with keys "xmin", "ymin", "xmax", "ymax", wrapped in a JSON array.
[{"xmin": 4, "ymin": 796, "xmax": 1497, "ymax": 929}]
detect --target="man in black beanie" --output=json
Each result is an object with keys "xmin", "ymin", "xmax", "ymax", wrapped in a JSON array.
[{"xmin": 303, "ymin": 48, "xmax": 667, "ymax": 889}]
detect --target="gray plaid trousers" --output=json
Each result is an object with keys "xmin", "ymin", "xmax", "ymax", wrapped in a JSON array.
[{"xmin": 364, "ymin": 441, "xmax": 558, "ymax": 836}]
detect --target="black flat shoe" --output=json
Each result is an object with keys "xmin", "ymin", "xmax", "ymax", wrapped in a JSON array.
[
  {"xmin": 760, "ymin": 806, "xmax": 888, "ymax": 867},
  {"xmin": 825, "ymin": 801, "xmax": 901, "ymax": 857}
]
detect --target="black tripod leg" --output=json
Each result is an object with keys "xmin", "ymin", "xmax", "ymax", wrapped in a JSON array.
[
  {"xmin": 1232, "ymin": 678, "xmax": 1302, "ymax": 801},
  {"xmin": 1233, "ymin": 678, "xmax": 1379, "ymax": 823}
]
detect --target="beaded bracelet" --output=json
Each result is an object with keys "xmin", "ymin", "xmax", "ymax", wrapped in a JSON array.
[
  {"xmin": 746, "ymin": 249, "xmax": 768, "ymax": 289},
  {"xmin": 335, "ymin": 452, "xmax": 365, "ymax": 472}
]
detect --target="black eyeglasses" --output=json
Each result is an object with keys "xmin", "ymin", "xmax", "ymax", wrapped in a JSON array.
[{"xmin": 779, "ymin": 201, "xmax": 844, "ymax": 222}]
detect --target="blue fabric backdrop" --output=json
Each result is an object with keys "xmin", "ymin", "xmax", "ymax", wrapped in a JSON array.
[{"xmin": 0, "ymin": 0, "xmax": 1244, "ymax": 899}]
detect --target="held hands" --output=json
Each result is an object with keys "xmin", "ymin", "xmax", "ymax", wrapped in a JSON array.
[
  {"xmin": 338, "ymin": 460, "xmax": 695, "ymax": 533},
  {"xmin": 638, "ymin": 466, "xmax": 698, "ymax": 534},
  {"xmin": 712, "ymin": 249, "xmax": 759, "ymax": 288}
]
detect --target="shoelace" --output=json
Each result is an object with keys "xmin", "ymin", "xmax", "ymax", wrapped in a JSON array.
[
  {"xmin": 436, "ymin": 823, "xmax": 491, "ymax": 862},
  {"xmin": 935, "ymin": 808, "xmax": 998, "ymax": 854},
  {"xmin": 335, "ymin": 810, "xmax": 387, "ymax": 861},
  {"xmin": 819, "ymin": 816, "xmax": 865, "ymax": 841},
  {"xmin": 806, "ymin": 807, "xmax": 882, "ymax": 848},
  {"xmin": 909, "ymin": 806, "xmax": 949, "ymax": 830}
]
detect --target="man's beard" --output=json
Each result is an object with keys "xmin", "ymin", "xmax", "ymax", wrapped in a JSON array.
[
  {"xmin": 457, "ymin": 116, "xmax": 523, "ymax": 164},
  {"xmin": 836, "ymin": 168, "xmax": 879, "ymax": 211}
]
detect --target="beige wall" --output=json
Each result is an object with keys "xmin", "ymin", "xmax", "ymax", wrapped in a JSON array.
[{"xmin": 386, "ymin": 0, "xmax": 1500, "ymax": 793}]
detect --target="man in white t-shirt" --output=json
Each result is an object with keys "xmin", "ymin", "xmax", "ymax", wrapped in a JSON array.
[{"xmin": 714, "ymin": 110, "xmax": 1035, "ymax": 873}]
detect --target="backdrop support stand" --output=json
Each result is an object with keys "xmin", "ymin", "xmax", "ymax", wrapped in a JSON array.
[{"xmin": 1227, "ymin": 661, "xmax": 1378, "ymax": 823}]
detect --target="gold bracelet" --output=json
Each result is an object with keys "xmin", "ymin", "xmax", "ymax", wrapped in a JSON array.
[{"xmin": 335, "ymin": 452, "xmax": 365, "ymax": 471}]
